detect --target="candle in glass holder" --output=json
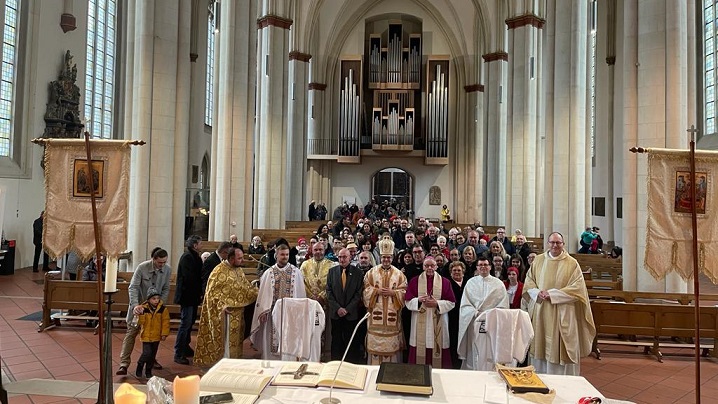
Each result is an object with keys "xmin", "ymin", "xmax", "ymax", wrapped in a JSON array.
[
  {"xmin": 114, "ymin": 382, "xmax": 146, "ymax": 403},
  {"xmin": 174, "ymin": 375, "xmax": 200, "ymax": 404},
  {"xmin": 104, "ymin": 257, "xmax": 118, "ymax": 293}
]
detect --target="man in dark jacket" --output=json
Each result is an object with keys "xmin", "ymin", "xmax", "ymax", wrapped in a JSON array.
[
  {"xmin": 174, "ymin": 235, "xmax": 203, "ymax": 364},
  {"xmin": 200, "ymin": 241, "xmax": 232, "ymax": 295},
  {"xmin": 32, "ymin": 211, "xmax": 49, "ymax": 272}
]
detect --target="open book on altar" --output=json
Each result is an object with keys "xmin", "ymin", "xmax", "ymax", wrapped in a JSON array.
[
  {"xmin": 200, "ymin": 359, "xmax": 273, "ymax": 404},
  {"xmin": 271, "ymin": 361, "xmax": 368, "ymax": 390}
]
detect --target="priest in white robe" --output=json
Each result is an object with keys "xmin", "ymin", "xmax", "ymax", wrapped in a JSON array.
[
  {"xmin": 250, "ymin": 244, "xmax": 306, "ymax": 360},
  {"xmin": 457, "ymin": 256, "xmax": 509, "ymax": 370},
  {"xmin": 523, "ymin": 232, "xmax": 595, "ymax": 375},
  {"xmin": 405, "ymin": 256, "xmax": 456, "ymax": 368}
]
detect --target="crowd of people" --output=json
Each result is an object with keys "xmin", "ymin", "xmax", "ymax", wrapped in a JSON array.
[{"xmin": 108, "ymin": 209, "xmax": 596, "ymax": 378}]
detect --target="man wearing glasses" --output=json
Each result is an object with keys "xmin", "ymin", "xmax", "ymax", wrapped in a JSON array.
[
  {"xmin": 456, "ymin": 257, "xmax": 509, "ymax": 370},
  {"xmin": 523, "ymin": 232, "xmax": 595, "ymax": 376}
]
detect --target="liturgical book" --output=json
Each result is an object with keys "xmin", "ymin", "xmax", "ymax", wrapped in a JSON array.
[
  {"xmin": 375, "ymin": 362, "xmax": 433, "ymax": 396},
  {"xmin": 271, "ymin": 361, "xmax": 368, "ymax": 390},
  {"xmin": 200, "ymin": 360, "xmax": 273, "ymax": 404},
  {"xmin": 496, "ymin": 364, "xmax": 550, "ymax": 394}
]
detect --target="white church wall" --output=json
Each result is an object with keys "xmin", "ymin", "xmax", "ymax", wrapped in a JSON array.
[
  {"xmin": 330, "ymin": 157, "xmax": 454, "ymax": 221},
  {"xmin": 0, "ymin": 2, "xmax": 88, "ymax": 268}
]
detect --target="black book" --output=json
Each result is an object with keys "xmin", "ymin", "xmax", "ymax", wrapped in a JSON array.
[{"xmin": 375, "ymin": 362, "xmax": 433, "ymax": 396}]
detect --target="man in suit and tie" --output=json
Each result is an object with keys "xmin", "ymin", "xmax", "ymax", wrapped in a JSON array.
[{"xmin": 326, "ymin": 248, "xmax": 364, "ymax": 363}]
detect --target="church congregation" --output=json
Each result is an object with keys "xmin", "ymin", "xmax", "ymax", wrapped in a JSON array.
[{"xmin": 110, "ymin": 205, "xmax": 595, "ymax": 379}]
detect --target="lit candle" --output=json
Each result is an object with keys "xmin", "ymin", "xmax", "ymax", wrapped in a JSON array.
[
  {"xmin": 174, "ymin": 375, "xmax": 200, "ymax": 404},
  {"xmin": 104, "ymin": 257, "xmax": 118, "ymax": 293},
  {"xmin": 114, "ymin": 383, "xmax": 146, "ymax": 403}
]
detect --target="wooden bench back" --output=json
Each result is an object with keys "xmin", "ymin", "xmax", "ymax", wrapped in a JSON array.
[
  {"xmin": 589, "ymin": 289, "xmax": 718, "ymax": 305},
  {"xmin": 591, "ymin": 300, "xmax": 718, "ymax": 339}
]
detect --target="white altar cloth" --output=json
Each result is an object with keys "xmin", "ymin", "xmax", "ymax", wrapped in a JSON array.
[{"xmin": 204, "ymin": 359, "xmax": 604, "ymax": 404}]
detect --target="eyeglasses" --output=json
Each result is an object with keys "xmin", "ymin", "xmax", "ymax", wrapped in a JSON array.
[{"xmin": 548, "ymin": 241, "xmax": 564, "ymax": 245}]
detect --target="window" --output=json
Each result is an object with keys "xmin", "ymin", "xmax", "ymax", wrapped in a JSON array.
[
  {"xmin": 706, "ymin": 0, "xmax": 717, "ymax": 135},
  {"xmin": 85, "ymin": 0, "xmax": 117, "ymax": 139},
  {"xmin": 205, "ymin": 11, "xmax": 216, "ymax": 127},
  {"xmin": 0, "ymin": 0, "xmax": 19, "ymax": 157}
]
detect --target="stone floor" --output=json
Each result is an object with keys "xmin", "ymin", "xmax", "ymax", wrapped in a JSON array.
[{"xmin": 2, "ymin": 266, "xmax": 718, "ymax": 403}]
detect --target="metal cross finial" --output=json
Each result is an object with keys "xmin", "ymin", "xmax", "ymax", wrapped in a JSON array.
[{"xmin": 687, "ymin": 125, "xmax": 699, "ymax": 142}]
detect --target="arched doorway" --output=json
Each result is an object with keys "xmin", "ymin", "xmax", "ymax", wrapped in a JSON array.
[{"xmin": 371, "ymin": 167, "xmax": 413, "ymax": 213}]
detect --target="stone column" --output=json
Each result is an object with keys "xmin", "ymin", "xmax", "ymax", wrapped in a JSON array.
[
  {"xmin": 456, "ymin": 85, "xmax": 484, "ymax": 224},
  {"xmin": 126, "ymin": 0, "xmax": 188, "ymax": 266},
  {"xmin": 172, "ymin": 0, "xmax": 192, "ymax": 257},
  {"xmin": 307, "ymin": 160, "xmax": 332, "ymax": 209},
  {"xmin": 254, "ymin": 12, "xmax": 292, "ymax": 228},
  {"xmin": 286, "ymin": 51, "xmax": 310, "ymax": 221},
  {"xmin": 542, "ymin": 0, "xmax": 589, "ymax": 250},
  {"xmin": 483, "ymin": 52, "xmax": 508, "ymax": 226},
  {"xmin": 209, "ymin": 0, "xmax": 258, "ymax": 241},
  {"xmin": 506, "ymin": 14, "xmax": 544, "ymax": 237},
  {"xmin": 619, "ymin": 0, "xmax": 690, "ymax": 293}
]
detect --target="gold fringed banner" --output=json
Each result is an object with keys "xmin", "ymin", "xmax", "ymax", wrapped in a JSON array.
[
  {"xmin": 43, "ymin": 139, "xmax": 131, "ymax": 261},
  {"xmin": 645, "ymin": 148, "xmax": 718, "ymax": 283}
]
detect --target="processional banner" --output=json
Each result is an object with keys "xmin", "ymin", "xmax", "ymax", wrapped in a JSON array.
[
  {"xmin": 645, "ymin": 148, "xmax": 718, "ymax": 282},
  {"xmin": 43, "ymin": 139, "xmax": 131, "ymax": 261}
]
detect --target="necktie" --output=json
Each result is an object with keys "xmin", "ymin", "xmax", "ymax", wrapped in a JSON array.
[{"xmin": 341, "ymin": 268, "xmax": 347, "ymax": 289}]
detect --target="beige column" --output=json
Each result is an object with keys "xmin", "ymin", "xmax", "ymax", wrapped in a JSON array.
[
  {"xmin": 286, "ymin": 51, "xmax": 310, "ymax": 221},
  {"xmin": 483, "ymin": 52, "xmax": 508, "ymax": 226},
  {"xmin": 254, "ymin": 13, "xmax": 292, "ymax": 228},
  {"xmin": 455, "ymin": 85, "xmax": 484, "ymax": 224},
  {"xmin": 542, "ymin": 0, "xmax": 589, "ymax": 250},
  {"xmin": 307, "ymin": 160, "xmax": 332, "ymax": 209},
  {"xmin": 210, "ymin": 0, "xmax": 258, "ymax": 241},
  {"xmin": 506, "ymin": 14, "xmax": 544, "ymax": 237},
  {"xmin": 126, "ymin": 0, "xmax": 188, "ymax": 266},
  {"xmin": 620, "ymin": 1, "xmax": 690, "ymax": 293}
]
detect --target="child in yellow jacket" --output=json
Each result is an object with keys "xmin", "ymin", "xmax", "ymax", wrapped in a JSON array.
[{"xmin": 135, "ymin": 287, "xmax": 170, "ymax": 378}]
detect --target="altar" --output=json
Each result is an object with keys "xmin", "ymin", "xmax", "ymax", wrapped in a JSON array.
[{"xmin": 203, "ymin": 359, "xmax": 604, "ymax": 404}]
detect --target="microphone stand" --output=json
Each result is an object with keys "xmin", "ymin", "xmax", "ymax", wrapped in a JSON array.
[{"xmin": 320, "ymin": 312, "xmax": 371, "ymax": 404}]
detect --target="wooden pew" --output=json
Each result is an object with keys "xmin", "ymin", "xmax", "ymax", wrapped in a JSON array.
[
  {"xmin": 572, "ymin": 254, "xmax": 623, "ymax": 282},
  {"xmin": 590, "ymin": 300, "xmax": 718, "ymax": 361},
  {"xmin": 589, "ymin": 289, "xmax": 718, "ymax": 305}
]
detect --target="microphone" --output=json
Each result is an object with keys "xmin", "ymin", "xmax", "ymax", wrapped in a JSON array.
[{"xmin": 320, "ymin": 312, "xmax": 371, "ymax": 404}]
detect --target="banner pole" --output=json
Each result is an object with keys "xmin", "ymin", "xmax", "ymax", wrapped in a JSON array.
[
  {"xmin": 83, "ymin": 132, "xmax": 107, "ymax": 404},
  {"xmin": 688, "ymin": 126, "xmax": 701, "ymax": 404}
]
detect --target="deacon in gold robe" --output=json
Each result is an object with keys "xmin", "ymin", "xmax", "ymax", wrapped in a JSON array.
[
  {"xmin": 523, "ymin": 232, "xmax": 596, "ymax": 375},
  {"xmin": 363, "ymin": 238, "xmax": 408, "ymax": 365},
  {"xmin": 405, "ymin": 256, "xmax": 455, "ymax": 368},
  {"xmin": 193, "ymin": 247, "xmax": 258, "ymax": 367},
  {"xmin": 300, "ymin": 242, "xmax": 335, "ymax": 359}
]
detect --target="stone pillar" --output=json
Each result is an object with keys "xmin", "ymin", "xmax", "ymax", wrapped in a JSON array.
[
  {"xmin": 286, "ymin": 51, "xmax": 310, "ymax": 221},
  {"xmin": 506, "ymin": 14, "xmax": 544, "ymax": 237},
  {"xmin": 209, "ymin": 0, "xmax": 258, "ymax": 241},
  {"xmin": 483, "ymin": 52, "xmax": 508, "ymax": 226},
  {"xmin": 307, "ymin": 160, "xmax": 332, "ymax": 209},
  {"xmin": 543, "ymin": 0, "xmax": 589, "ymax": 250},
  {"xmin": 456, "ymin": 85, "xmax": 484, "ymax": 224},
  {"xmin": 172, "ymin": 0, "xmax": 192, "ymax": 257},
  {"xmin": 126, "ymin": 0, "xmax": 187, "ymax": 266},
  {"xmin": 254, "ymin": 12, "xmax": 291, "ymax": 228},
  {"xmin": 618, "ymin": 0, "xmax": 690, "ymax": 293}
]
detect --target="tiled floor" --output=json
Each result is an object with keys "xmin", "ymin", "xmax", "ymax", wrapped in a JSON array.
[{"xmin": 1, "ymin": 267, "xmax": 717, "ymax": 403}]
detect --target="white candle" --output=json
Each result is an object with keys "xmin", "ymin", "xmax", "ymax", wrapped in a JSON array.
[
  {"xmin": 174, "ymin": 375, "xmax": 200, "ymax": 404},
  {"xmin": 114, "ymin": 383, "xmax": 146, "ymax": 403},
  {"xmin": 104, "ymin": 257, "xmax": 118, "ymax": 293}
]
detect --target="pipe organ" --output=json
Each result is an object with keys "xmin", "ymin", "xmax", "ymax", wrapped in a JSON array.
[
  {"xmin": 425, "ymin": 58, "xmax": 449, "ymax": 164},
  {"xmin": 337, "ymin": 60, "xmax": 362, "ymax": 163},
  {"xmin": 333, "ymin": 18, "xmax": 449, "ymax": 165}
]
